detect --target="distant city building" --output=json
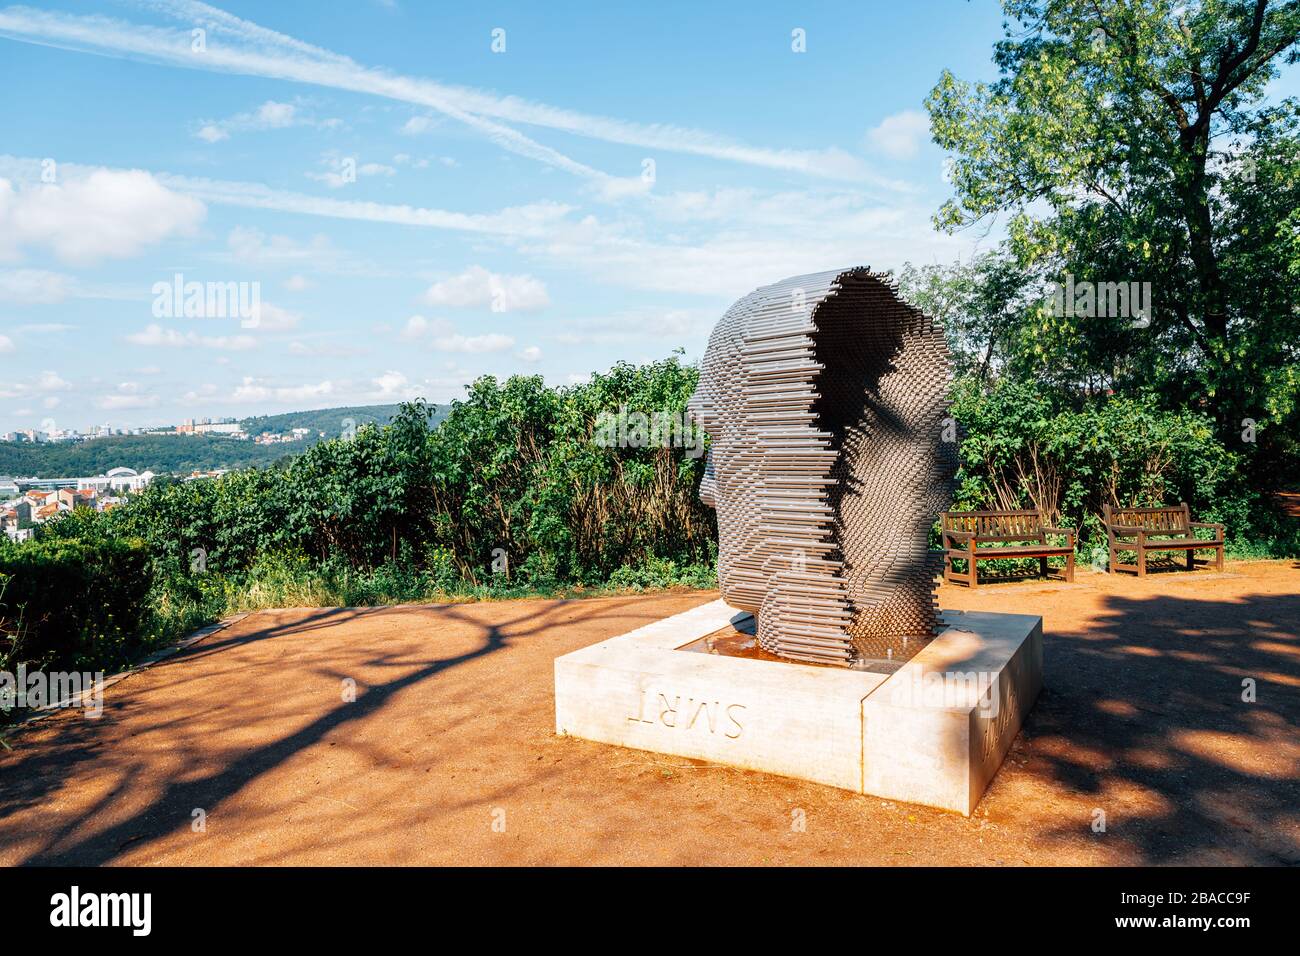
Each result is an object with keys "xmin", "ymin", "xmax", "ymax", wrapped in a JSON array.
[
  {"xmin": 253, "ymin": 429, "xmax": 310, "ymax": 444},
  {"xmin": 194, "ymin": 421, "xmax": 245, "ymax": 437},
  {"xmin": 0, "ymin": 471, "xmax": 146, "ymax": 531},
  {"xmin": 14, "ymin": 476, "xmax": 79, "ymax": 492},
  {"xmin": 184, "ymin": 469, "xmax": 230, "ymax": 481},
  {"xmin": 1, "ymin": 500, "xmax": 33, "ymax": 540},
  {"xmin": 57, "ymin": 488, "xmax": 97, "ymax": 510},
  {"xmin": 76, "ymin": 467, "xmax": 156, "ymax": 494},
  {"xmin": 23, "ymin": 489, "xmax": 56, "ymax": 509},
  {"xmin": 3, "ymin": 414, "xmax": 264, "ymax": 444}
]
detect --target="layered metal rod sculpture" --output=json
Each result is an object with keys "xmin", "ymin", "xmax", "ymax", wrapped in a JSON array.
[{"xmin": 688, "ymin": 267, "xmax": 957, "ymax": 667}]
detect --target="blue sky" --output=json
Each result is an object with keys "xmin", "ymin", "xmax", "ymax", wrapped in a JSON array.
[{"xmin": 0, "ymin": 0, "xmax": 1027, "ymax": 431}]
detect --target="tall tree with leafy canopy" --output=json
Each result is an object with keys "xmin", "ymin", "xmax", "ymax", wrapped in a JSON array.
[{"xmin": 926, "ymin": 0, "xmax": 1300, "ymax": 477}]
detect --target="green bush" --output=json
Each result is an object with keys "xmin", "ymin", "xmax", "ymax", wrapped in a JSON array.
[
  {"xmin": 0, "ymin": 537, "xmax": 153, "ymax": 672},
  {"xmin": 606, "ymin": 556, "xmax": 717, "ymax": 592},
  {"xmin": 55, "ymin": 357, "xmax": 715, "ymax": 592},
  {"xmin": 13, "ymin": 355, "xmax": 1292, "ymax": 683},
  {"xmin": 948, "ymin": 376, "xmax": 1290, "ymax": 554}
]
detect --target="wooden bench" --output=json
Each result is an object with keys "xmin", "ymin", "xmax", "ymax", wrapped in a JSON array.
[
  {"xmin": 941, "ymin": 510, "xmax": 1076, "ymax": 588},
  {"xmin": 1103, "ymin": 503, "xmax": 1224, "ymax": 575}
]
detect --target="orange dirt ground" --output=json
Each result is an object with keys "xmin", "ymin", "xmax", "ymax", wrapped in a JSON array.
[{"xmin": 1, "ymin": 560, "xmax": 1297, "ymax": 866}]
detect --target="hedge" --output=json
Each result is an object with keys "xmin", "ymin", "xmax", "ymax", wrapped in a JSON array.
[{"xmin": 0, "ymin": 537, "xmax": 152, "ymax": 673}]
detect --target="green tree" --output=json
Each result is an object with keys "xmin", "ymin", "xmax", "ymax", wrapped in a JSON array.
[
  {"xmin": 927, "ymin": 0, "xmax": 1300, "ymax": 475},
  {"xmin": 897, "ymin": 251, "xmax": 1039, "ymax": 381}
]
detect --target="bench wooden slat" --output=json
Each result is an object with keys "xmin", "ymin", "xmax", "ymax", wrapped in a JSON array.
[
  {"xmin": 1102, "ymin": 502, "xmax": 1224, "ymax": 576},
  {"xmin": 942, "ymin": 509, "xmax": 1075, "ymax": 588}
]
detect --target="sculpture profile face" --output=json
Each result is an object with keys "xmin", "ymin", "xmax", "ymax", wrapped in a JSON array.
[{"xmin": 688, "ymin": 268, "xmax": 957, "ymax": 667}]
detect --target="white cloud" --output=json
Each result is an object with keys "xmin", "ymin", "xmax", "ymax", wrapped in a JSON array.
[
  {"xmin": 399, "ymin": 313, "xmax": 514, "ymax": 353},
  {"xmin": 369, "ymin": 370, "xmax": 420, "ymax": 399},
  {"xmin": 0, "ymin": 156, "xmax": 573, "ymax": 240},
  {"xmin": 227, "ymin": 226, "xmax": 336, "ymax": 265},
  {"xmin": 306, "ymin": 153, "xmax": 396, "ymax": 189},
  {"xmin": 230, "ymin": 376, "xmax": 336, "ymax": 403},
  {"xmin": 126, "ymin": 323, "xmax": 258, "ymax": 351},
  {"xmin": 283, "ymin": 274, "xmax": 312, "ymax": 291},
  {"xmin": 255, "ymin": 100, "xmax": 297, "ymax": 127},
  {"xmin": 156, "ymin": 170, "xmax": 570, "ymax": 235},
  {"xmin": 97, "ymin": 395, "xmax": 159, "ymax": 409},
  {"xmin": 97, "ymin": 383, "xmax": 159, "ymax": 410},
  {"xmin": 555, "ymin": 308, "xmax": 711, "ymax": 345},
  {"xmin": 0, "ymin": 268, "xmax": 76, "ymax": 303},
  {"xmin": 865, "ymin": 110, "xmax": 931, "ymax": 160},
  {"xmin": 287, "ymin": 339, "xmax": 353, "ymax": 357},
  {"xmin": 430, "ymin": 332, "xmax": 515, "ymax": 353},
  {"xmin": 0, "ymin": 5, "xmax": 897, "ymax": 185},
  {"xmin": 0, "ymin": 169, "xmax": 205, "ymax": 265},
  {"xmin": 0, "ymin": 369, "xmax": 71, "ymax": 400},
  {"xmin": 254, "ymin": 302, "xmax": 302, "ymax": 332},
  {"xmin": 401, "ymin": 116, "xmax": 434, "ymax": 135},
  {"xmin": 0, "ymin": 334, "xmax": 13, "ymax": 353},
  {"xmin": 196, "ymin": 125, "xmax": 229, "ymax": 143},
  {"xmin": 517, "ymin": 190, "xmax": 979, "ymax": 296},
  {"xmin": 193, "ymin": 99, "xmax": 338, "ymax": 142},
  {"xmin": 419, "ymin": 266, "xmax": 549, "ymax": 312},
  {"xmin": 518, "ymin": 345, "xmax": 542, "ymax": 362},
  {"xmin": 400, "ymin": 314, "xmax": 452, "ymax": 340},
  {"xmin": 182, "ymin": 383, "xmax": 219, "ymax": 402},
  {"xmin": 392, "ymin": 152, "xmax": 441, "ymax": 169}
]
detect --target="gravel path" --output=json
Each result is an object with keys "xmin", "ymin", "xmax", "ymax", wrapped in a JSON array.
[{"xmin": 2, "ymin": 561, "xmax": 1296, "ymax": 866}]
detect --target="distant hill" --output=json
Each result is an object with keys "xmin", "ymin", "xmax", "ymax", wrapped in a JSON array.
[
  {"xmin": 0, "ymin": 434, "xmax": 303, "ymax": 477},
  {"xmin": 239, "ymin": 403, "xmax": 446, "ymax": 439},
  {"xmin": 0, "ymin": 403, "xmax": 450, "ymax": 478}
]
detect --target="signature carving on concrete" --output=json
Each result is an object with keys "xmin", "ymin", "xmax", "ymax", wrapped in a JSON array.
[
  {"xmin": 627, "ymin": 691, "xmax": 746, "ymax": 739},
  {"xmin": 980, "ymin": 664, "xmax": 1021, "ymax": 763}
]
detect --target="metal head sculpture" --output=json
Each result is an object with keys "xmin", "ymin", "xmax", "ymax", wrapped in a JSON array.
[{"xmin": 688, "ymin": 267, "xmax": 957, "ymax": 667}]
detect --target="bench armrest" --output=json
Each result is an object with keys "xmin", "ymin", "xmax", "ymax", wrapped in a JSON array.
[
  {"xmin": 1041, "ymin": 525, "xmax": 1076, "ymax": 544},
  {"xmin": 943, "ymin": 530, "xmax": 974, "ymax": 545},
  {"xmin": 1189, "ymin": 521, "xmax": 1224, "ymax": 538},
  {"xmin": 1107, "ymin": 524, "xmax": 1147, "ymax": 536}
]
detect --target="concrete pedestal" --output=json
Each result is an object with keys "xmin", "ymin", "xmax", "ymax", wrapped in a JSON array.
[{"xmin": 554, "ymin": 600, "xmax": 1042, "ymax": 815}]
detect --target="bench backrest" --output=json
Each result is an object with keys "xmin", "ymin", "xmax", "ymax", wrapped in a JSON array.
[
  {"xmin": 1103, "ymin": 502, "xmax": 1190, "ymax": 533},
  {"xmin": 942, "ymin": 510, "xmax": 1045, "ymax": 542}
]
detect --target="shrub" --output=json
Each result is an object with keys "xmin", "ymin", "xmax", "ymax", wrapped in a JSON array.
[
  {"xmin": 0, "ymin": 537, "xmax": 153, "ymax": 672},
  {"xmin": 948, "ymin": 376, "xmax": 1286, "ymax": 552}
]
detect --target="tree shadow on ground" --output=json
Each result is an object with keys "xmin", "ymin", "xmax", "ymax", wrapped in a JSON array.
[
  {"xmin": 3, "ymin": 585, "xmax": 1296, "ymax": 866},
  {"xmin": 1020, "ymin": 587, "xmax": 1299, "ymax": 864},
  {"xmin": 0, "ymin": 594, "xmax": 677, "ymax": 865}
]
